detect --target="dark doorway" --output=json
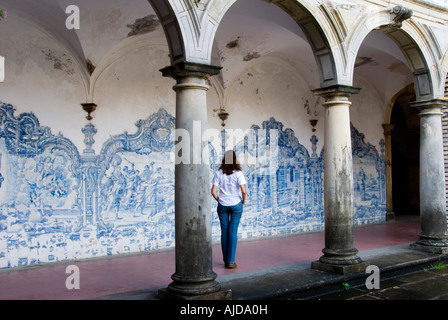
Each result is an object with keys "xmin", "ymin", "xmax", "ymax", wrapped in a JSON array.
[{"xmin": 391, "ymin": 94, "xmax": 420, "ymax": 216}]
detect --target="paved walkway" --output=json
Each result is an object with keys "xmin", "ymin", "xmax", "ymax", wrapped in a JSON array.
[{"xmin": 0, "ymin": 217, "xmax": 422, "ymax": 300}]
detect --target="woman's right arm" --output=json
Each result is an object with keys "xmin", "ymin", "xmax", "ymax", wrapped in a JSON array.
[{"xmin": 240, "ymin": 184, "xmax": 247, "ymax": 206}]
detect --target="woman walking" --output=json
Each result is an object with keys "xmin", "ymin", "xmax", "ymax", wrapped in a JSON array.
[{"xmin": 211, "ymin": 150, "xmax": 247, "ymax": 269}]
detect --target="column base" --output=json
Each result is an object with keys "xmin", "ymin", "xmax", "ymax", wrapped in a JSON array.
[
  {"xmin": 311, "ymin": 249, "xmax": 369, "ymax": 275},
  {"xmin": 386, "ymin": 210, "xmax": 395, "ymax": 221},
  {"xmin": 158, "ymin": 288, "xmax": 232, "ymax": 301},
  {"xmin": 164, "ymin": 273, "xmax": 223, "ymax": 296},
  {"xmin": 311, "ymin": 259, "xmax": 369, "ymax": 275},
  {"xmin": 410, "ymin": 238, "xmax": 448, "ymax": 254}
]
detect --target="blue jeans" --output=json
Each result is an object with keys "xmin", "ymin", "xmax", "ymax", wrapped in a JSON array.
[{"xmin": 217, "ymin": 202, "xmax": 243, "ymax": 264}]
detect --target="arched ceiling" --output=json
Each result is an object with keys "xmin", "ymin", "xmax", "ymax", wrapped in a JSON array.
[
  {"xmin": 0, "ymin": 0, "xmax": 166, "ymax": 98},
  {"xmin": 1, "ymin": 0, "xmax": 415, "ymax": 102},
  {"xmin": 355, "ymin": 31, "xmax": 413, "ymax": 102},
  {"xmin": 212, "ymin": 0, "xmax": 317, "ymax": 89},
  {"xmin": 211, "ymin": 0, "xmax": 413, "ymax": 102},
  {"xmin": 0, "ymin": 0, "xmax": 161, "ymax": 73}
]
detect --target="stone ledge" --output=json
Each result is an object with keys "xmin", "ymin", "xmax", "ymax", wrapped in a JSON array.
[
  {"xmin": 158, "ymin": 288, "xmax": 232, "ymax": 301},
  {"xmin": 96, "ymin": 244, "xmax": 448, "ymax": 300},
  {"xmin": 410, "ymin": 242, "xmax": 448, "ymax": 254}
]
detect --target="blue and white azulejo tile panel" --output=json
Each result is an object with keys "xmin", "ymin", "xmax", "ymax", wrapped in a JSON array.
[{"xmin": 0, "ymin": 102, "xmax": 385, "ymax": 269}]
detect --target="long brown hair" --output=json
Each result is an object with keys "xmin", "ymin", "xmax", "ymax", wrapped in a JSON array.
[{"xmin": 219, "ymin": 150, "xmax": 242, "ymax": 175}]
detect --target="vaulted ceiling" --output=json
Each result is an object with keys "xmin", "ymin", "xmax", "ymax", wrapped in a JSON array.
[{"xmin": 0, "ymin": 0, "xmax": 414, "ymax": 104}]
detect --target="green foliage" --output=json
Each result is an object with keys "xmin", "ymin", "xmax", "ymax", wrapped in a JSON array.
[{"xmin": 432, "ymin": 262, "xmax": 446, "ymax": 270}]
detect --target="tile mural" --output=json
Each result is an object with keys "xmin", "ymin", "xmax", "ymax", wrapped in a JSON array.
[{"xmin": 0, "ymin": 102, "xmax": 386, "ymax": 269}]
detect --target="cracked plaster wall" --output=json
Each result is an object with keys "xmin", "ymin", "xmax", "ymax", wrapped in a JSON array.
[{"xmin": 1, "ymin": 11, "xmax": 387, "ymax": 186}]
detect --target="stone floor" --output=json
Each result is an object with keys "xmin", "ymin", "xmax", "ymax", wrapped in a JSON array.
[{"xmin": 0, "ymin": 216, "xmax": 437, "ymax": 301}]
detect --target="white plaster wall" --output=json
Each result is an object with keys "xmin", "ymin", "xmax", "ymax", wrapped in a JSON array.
[
  {"xmin": 92, "ymin": 44, "xmax": 174, "ymax": 154},
  {"xmin": 0, "ymin": 0, "xmax": 393, "ymax": 158},
  {"xmin": 351, "ymin": 75, "xmax": 388, "ymax": 150},
  {"xmin": 219, "ymin": 59, "xmax": 323, "ymax": 153},
  {"xmin": 1, "ymin": 16, "xmax": 387, "ymax": 166},
  {"xmin": 0, "ymin": 17, "xmax": 87, "ymax": 150},
  {"xmin": 0, "ymin": 9, "xmax": 175, "ymax": 155},
  {"xmin": 0, "ymin": 10, "xmax": 391, "ymax": 184}
]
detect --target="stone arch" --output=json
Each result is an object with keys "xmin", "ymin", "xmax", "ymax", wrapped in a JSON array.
[
  {"xmin": 150, "ymin": 0, "xmax": 342, "ymax": 87},
  {"xmin": 442, "ymin": 48, "xmax": 448, "ymax": 76},
  {"xmin": 266, "ymin": 0, "xmax": 341, "ymax": 87},
  {"xmin": 384, "ymin": 84, "xmax": 415, "ymax": 125},
  {"xmin": 346, "ymin": 6, "xmax": 444, "ymax": 100},
  {"xmin": 148, "ymin": 0, "xmax": 187, "ymax": 64}
]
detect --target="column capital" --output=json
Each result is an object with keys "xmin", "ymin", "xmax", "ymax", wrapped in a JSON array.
[
  {"xmin": 410, "ymin": 98, "xmax": 448, "ymax": 110},
  {"xmin": 160, "ymin": 61, "xmax": 222, "ymax": 80},
  {"xmin": 382, "ymin": 123, "xmax": 395, "ymax": 136},
  {"xmin": 312, "ymin": 85, "xmax": 361, "ymax": 98},
  {"xmin": 411, "ymin": 98, "xmax": 448, "ymax": 117}
]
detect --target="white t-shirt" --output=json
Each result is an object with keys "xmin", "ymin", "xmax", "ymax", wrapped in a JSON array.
[{"xmin": 212, "ymin": 170, "xmax": 247, "ymax": 206}]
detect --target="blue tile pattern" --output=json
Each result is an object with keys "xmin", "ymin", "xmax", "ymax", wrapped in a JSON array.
[{"xmin": 0, "ymin": 102, "xmax": 385, "ymax": 268}]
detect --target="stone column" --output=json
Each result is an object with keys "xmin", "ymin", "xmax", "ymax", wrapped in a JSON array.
[
  {"xmin": 382, "ymin": 124, "xmax": 395, "ymax": 221},
  {"xmin": 311, "ymin": 85, "xmax": 369, "ymax": 274},
  {"xmin": 410, "ymin": 99, "xmax": 448, "ymax": 254},
  {"xmin": 157, "ymin": 62, "xmax": 230, "ymax": 299}
]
